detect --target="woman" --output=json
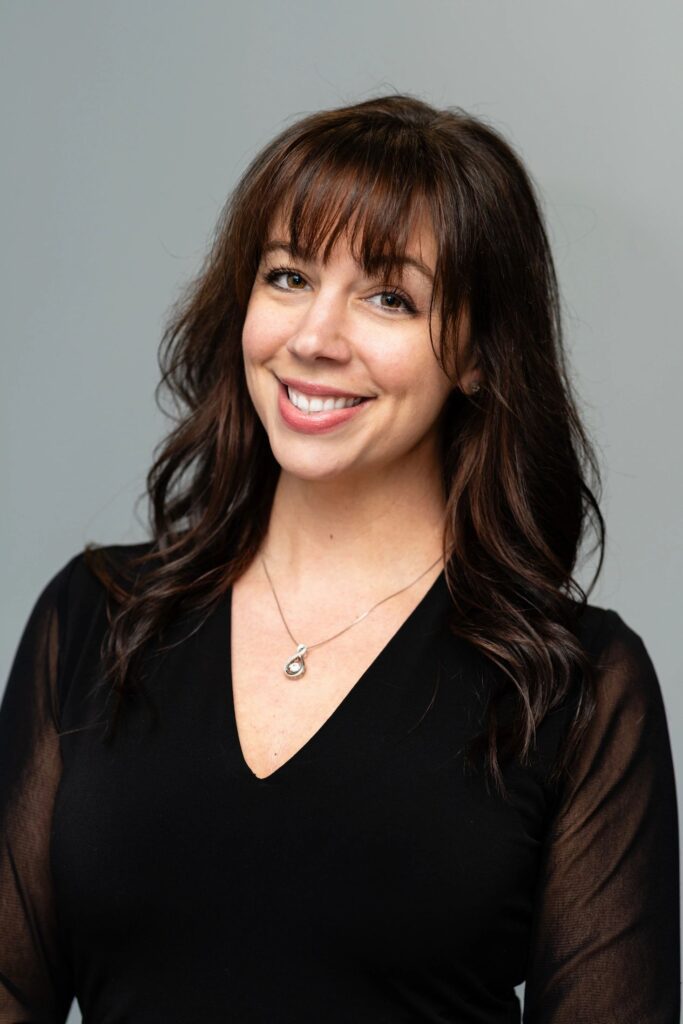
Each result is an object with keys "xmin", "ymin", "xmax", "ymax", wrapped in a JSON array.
[{"xmin": 0, "ymin": 94, "xmax": 679, "ymax": 1023}]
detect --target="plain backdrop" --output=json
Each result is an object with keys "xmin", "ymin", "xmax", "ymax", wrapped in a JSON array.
[{"xmin": 1, "ymin": 1, "xmax": 681, "ymax": 1018}]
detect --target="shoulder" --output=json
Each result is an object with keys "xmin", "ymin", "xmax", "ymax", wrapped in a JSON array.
[
  {"xmin": 6, "ymin": 541, "xmax": 156, "ymax": 708},
  {"xmin": 568, "ymin": 600, "xmax": 662, "ymax": 706},
  {"xmin": 72, "ymin": 539, "xmax": 157, "ymax": 593},
  {"xmin": 38, "ymin": 541, "xmax": 158, "ymax": 705},
  {"xmin": 556, "ymin": 602, "xmax": 672, "ymax": 817},
  {"xmin": 573, "ymin": 602, "xmax": 663, "ymax": 715},
  {"xmin": 528, "ymin": 603, "xmax": 662, "ymax": 792},
  {"xmin": 556, "ymin": 601, "xmax": 671, "ymax": 788},
  {"xmin": 37, "ymin": 539, "xmax": 157, "ymax": 637}
]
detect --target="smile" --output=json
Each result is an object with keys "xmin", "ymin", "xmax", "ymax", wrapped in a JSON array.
[
  {"xmin": 286, "ymin": 386, "xmax": 364, "ymax": 413},
  {"xmin": 277, "ymin": 381, "xmax": 373, "ymax": 435}
]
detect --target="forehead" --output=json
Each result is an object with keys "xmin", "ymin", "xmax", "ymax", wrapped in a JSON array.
[{"xmin": 264, "ymin": 202, "xmax": 437, "ymax": 278}]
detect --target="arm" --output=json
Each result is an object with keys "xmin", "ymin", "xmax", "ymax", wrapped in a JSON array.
[
  {"xmin": 523, "ymin": 610, "xmax": 680, "ymax": 1023},
  {"xmin": 0, "ymin": 558, "xmax": 79, "ymax": 1023}
]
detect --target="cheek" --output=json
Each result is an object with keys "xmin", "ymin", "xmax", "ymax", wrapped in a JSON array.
[
  {"xmin": 241, "ymin": 306, "xmax": 271, "ymax": 365},
  {"xmin": 240, "ymin": 308, "xmax": 273, "ymax": 420},
  {"xmin": 371, "ymin": 343, "xmax": 451, "ymax": 408}
]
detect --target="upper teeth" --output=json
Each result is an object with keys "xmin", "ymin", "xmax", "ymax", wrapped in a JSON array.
[{"xmin": 287, "ymin": 386, "xmax": 364, "ymax": 413}]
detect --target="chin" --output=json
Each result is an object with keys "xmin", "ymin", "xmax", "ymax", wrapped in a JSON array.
[
  {"xmin": 266, "ymin": 439, "xmax": 355, "ymax": 482},
  {"xmin": 275, "ymin": 457, "xmax": 350, "ymax": 483}
]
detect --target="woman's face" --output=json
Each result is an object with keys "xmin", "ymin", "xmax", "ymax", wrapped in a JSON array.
[{"xmin": 241, "ymin": 210, "xmax": 473, "ymax": 485}]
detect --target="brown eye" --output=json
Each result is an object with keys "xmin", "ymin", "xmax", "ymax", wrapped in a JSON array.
[
  {"xmin": 263, "ymin": 267, "xmax": 309, "ymax": 291},
  {"xmin": 368, "ymin": 288, "xmax": 417, "ymax": 315}
]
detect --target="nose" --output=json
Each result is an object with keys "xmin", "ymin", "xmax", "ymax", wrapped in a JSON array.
[{"xmin": 285, "ymin": 287, "xmax": 353, "ymax": 363}]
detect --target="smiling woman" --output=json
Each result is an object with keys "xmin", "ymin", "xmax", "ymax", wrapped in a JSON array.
[
  {"xmin": 0, "ymin": 94, "xmax": 679, "ymax": 1023},
  {"xmin": 242, "ymin": 209, "xmax": 458, "ymax": 466}
]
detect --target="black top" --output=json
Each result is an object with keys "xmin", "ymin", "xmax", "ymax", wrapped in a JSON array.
[{"xmin": 0, "ymin": 543, "xmax": 679, "ymax": 1023}]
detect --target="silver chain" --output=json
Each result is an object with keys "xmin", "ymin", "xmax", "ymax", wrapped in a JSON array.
[{"xmin": 261, "ymin": 552, "xmax": 443, "ymax": 656}]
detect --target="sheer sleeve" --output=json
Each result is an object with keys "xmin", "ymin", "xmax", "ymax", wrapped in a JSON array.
[
  {"xmin": 523, "ymin": 609, "xmax": 680, "ymax": 1023},
  {"xmin": 0, "ymin": 557, "xmax": 79, "ymax": 1023}
]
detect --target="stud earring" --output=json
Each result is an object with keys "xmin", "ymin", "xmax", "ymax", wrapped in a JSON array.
[{"xmin": 470, "ymin": 381, "xmax": 482, "ymax": 394}]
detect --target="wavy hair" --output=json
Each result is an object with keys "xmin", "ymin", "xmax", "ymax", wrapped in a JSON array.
[{"xmin": 84, "ymin": 92, "xmax": 605, "ymax": 800}]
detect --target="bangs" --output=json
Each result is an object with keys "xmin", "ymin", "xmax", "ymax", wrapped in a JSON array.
[{"xmin": 260, "ymin": 129, "xmax": 436, "ymax": 284}]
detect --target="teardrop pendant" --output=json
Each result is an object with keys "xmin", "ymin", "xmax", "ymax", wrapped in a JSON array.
[{"xmin": 284, "ymin": 643, "xmax": 308, "ymax": 679}]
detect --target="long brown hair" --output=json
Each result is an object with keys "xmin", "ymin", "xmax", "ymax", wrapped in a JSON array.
[{"xmin": 84, "ymin": 92, "xmax": 605, "ymax": 799}]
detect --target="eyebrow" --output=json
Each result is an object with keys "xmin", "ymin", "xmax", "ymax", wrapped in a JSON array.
[{"xmin": 261, "ymin": 240, "xmax": 434, "ymax": 282}]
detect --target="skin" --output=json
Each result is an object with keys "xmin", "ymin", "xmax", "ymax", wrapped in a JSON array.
[
  {"xmin": 232, "ymin": 208, "xmax": 481, "ymax": 776},
  {"xmin": 241, "ymin": 206, "xmax": 481, "ymax": 604}
]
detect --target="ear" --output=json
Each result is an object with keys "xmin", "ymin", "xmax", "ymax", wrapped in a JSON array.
[
  {"xmin": 458, "ymin": 362, "xmax": 483, "ymax": 396},
  {"xmin": 452, "ymin": 306, "xmax": 482, "ymax": 395},
  {"xmin": 462, "ymin": 370, "xmax": 483, "ymax": 393}
]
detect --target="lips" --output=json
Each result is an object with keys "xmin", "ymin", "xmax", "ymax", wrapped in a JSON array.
[
  {"xmin": 277, "ymin": 375, "xmax": 372, "ymax": 400},
  {"xmin": 277, "ymin": 380, "xmax": 372, "ymax": 435}
]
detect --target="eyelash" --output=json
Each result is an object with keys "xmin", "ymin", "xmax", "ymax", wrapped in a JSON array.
[{"xmin": 261, "ymin": 265, "xmax": 418, "ymax": 316}]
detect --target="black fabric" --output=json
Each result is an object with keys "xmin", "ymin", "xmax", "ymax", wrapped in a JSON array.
[{"xmin": 0, "ymin": 543, "xmax": 679, "ymax": 1023}]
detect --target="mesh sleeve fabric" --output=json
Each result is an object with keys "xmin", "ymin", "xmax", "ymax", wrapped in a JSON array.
[
  {"xmin": 523, "ymin": 610, "xmax": 680, "ymax": 1023},
  {"xmin": 0, "ymin": 558, "xmax": 78, "ymax": 1024}
]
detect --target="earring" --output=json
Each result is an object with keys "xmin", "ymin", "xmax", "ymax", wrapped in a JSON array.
[{"xmin": 470, "ymin": 381, "xmax": 482, "ymax": 394}]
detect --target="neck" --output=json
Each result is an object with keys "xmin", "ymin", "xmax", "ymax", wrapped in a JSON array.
[{"xmin": 261, "ymin": 453, "xmax": 447, "ymax": 590}]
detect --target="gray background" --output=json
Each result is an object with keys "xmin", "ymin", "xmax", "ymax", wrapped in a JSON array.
[{"xmin": 1, "ymin": 2, "xmax": 681, "ymax": 1017}]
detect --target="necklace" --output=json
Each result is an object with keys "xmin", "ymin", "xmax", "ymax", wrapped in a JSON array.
[{"xmin": 260, "ymin": 553, "xmax": 444, "ymax": 679}]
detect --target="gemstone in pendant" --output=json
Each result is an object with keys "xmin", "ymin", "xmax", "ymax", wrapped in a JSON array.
[{"xmin": 284, "ymin": 643, "xmax": 308, "ymax": 678}]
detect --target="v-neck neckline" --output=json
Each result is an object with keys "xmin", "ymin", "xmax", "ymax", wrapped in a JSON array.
[{"xmin": 222, "ymin": 568, "xmax": 448, "ymax": 785}]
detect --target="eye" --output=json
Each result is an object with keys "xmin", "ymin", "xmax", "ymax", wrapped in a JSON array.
[
  {"xmin": 367, "ymin": 289, "xmax": 417, "ymax": 315},
  {"xmin": 262, "ymin": 266, "xmax": 309, "ymax": 291},
  {"xmin": 261, "ymin": 264, "xmax": 418, "ymax": 315}
]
